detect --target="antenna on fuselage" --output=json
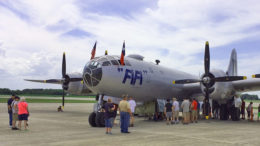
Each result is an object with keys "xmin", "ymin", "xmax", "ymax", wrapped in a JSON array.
[{"xmin": 155, "ymin": 60, "xmax": 160, "ymax": 65}]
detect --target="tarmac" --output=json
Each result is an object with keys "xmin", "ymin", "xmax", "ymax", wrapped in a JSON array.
[{"xmin": 1, "ymin": 103, "xmax": 260, "ymax": 146}]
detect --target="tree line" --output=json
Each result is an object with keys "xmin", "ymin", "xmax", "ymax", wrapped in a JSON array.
[
  {"xmin": 240, "ymin": 93, "xmax": 259, "ymax": 100},
  {"xmin": 0, "ymin": 88, "xmax": 63, "ymax": 95}
]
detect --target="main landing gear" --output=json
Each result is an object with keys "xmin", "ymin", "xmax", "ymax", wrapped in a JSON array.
[
  {"xmin": 219, "ymin": 98, "xmax": 240, "ymax": 121},
  {"xmin": 89, "ymin": 94, "xmax": 105, "ymax": 127}
]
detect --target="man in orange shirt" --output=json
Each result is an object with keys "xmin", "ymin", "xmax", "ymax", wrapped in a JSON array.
[{"xmin": 191, "ymin": 98, "xmax": 198, "ymax": 123}]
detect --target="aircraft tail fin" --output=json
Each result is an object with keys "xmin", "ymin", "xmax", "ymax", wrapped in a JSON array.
[{"xmin": 226, "ymin": 49, "xmax": 238, "ymax": 76}]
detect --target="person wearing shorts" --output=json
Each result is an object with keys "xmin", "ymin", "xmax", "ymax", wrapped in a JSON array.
[
  {"xmin": 103, "ymin": 98, "xmax": 115, "ymax": 134},
  {"xmin": 18, "ymin": 97, "xmax": 29, "ymax": 130},
  {"xmin": 172, "ymin": 98, "xmax": 179, "ymax": 124},
  {"xmin": 164, "ymin": 99, "xmax": 172, "ymax": 125},
  {"xmin": 191, "ymin": 98, "xmax": 198, "ymax": 123}
]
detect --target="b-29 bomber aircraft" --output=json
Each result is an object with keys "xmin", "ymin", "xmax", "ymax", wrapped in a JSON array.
[{"xmin": 25, "ymin": 41, "xmax": 260, "ymax": 127}]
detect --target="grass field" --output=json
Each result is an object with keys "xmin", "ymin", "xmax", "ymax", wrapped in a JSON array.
[
  {"xmin": 245, "ymin": 99, "xmax": 260, "ymax": 103},
  {"xmin": 0, "ymin": 98, "xmax": 96, "ymax": 103},
  {"xmin": 0, "ymin": 94, "xmax": 95, "ymax": 98}
]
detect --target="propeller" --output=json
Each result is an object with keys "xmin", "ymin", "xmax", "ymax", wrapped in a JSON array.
[
  {"xmin": 172, "ymin": 41, "xmax": 247, "ymax": 116},
  {"xmin": 61, "ymin": 52, "xmax": 82, "ymax": 107}
]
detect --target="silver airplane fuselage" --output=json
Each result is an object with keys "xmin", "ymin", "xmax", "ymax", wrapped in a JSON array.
[{"xmin": 83, "ymin": 55, "xmax": 199, "ymax": 101}]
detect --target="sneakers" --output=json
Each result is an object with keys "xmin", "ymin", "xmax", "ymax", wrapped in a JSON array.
[{"xmin": 12, "ymin": 127, "xmax": 19, "ymax": 130}]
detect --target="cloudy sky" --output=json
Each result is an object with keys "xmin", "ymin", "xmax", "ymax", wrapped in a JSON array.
[{"xmin": 0, "ymin": 0, "xmax": 260, "ymax": 95}]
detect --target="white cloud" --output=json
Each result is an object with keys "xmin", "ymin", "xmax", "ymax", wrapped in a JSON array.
[{"xmin": 0, "ymin": 0, "xmax": 260, "ymax": 97}]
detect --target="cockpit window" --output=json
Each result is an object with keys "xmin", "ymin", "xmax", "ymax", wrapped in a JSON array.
[
  {"xmin": 88, "ymin": 61, "xmax": 100, "ymax": 69},
  {"xmin": 124, "ymin": 60, "xmax": 131, "ymax": 66},
  {"xmin": 111, "ymin": 60, "xmax": 119, "ymax": 65},
  {"xmin": 102, "ymin": 61, "xmax": 111, "ymax": 66},
  {"xmin": 116, "ymin": 60, "xmax": 131, "ymax": 66}
]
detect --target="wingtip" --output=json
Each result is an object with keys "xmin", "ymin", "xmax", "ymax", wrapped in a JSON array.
[
  {"xmin": 243, "ymin": 76, "xmax": 247, "ymax": 80},
  {"xmin": 172, "ymin": 81, "xmax": 176, "ymax": 84},
  {"xmin": 252, "ymin": 75, "xmax": 256, "ymax": 78},
  {"xmin": 206, "ymin": 41, "xmax": 209, "ymax": 45}
]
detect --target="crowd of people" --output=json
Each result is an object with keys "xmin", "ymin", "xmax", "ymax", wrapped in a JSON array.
[
  {"xmin": 7, "ymin": 94, "xmax": 29, "ymax": 130},
  {"xmin": 164, "ymin": 97, "xmax": 200, "ymax": 125},
  {"xmin": 7, "ymin": 93, "xmax": 260, "ymax": 133}
]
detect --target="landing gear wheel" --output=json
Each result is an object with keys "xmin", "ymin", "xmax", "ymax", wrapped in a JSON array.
[
  {"xmin": 220, "ymin": 104, "xmax": 228, "ymax": 120},
  {"xmin": 231, "ymin": 108, "xmax": 240, "ymax": 121},
  {"xmin": 89, "ymin": 112, "xmax": 97, "ymax": 127},
  {"xmin": 95, "ymin": 112, "xmax": 105, "ymax": 127}
]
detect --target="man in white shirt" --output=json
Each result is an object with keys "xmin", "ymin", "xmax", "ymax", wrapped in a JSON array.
[
  {"xmin": 128, "ymin": 97, "xmax": 136, "ymax": 127},
  {"xmin": 234, "ymin": 96, "xmax": 242, "ymax": 121},
  {"xmin": 172, "ymin": 97, "xmax": 180, "ymax": 124}
]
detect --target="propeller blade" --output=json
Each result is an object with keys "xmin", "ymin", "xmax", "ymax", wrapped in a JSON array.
[
  {"xmin": 70, "ymin": 78, "xmax": 83, "ymax": 82},
  {"xmin": 213, "ymin": 76, "xmax": 247, "ymax": 82},
  {"xmin": 204, "ymin": 87, "xmax": 215, "ymax": 94},
  {"xmin": 62, "ymin": 89, "xmax": 65, "ymax": 107},
  {"xmin": 105, "ymin": 50, "xmax": 108, "ymax": 55},
  {"xmin": 91, "ymin": 41, "xmax": 97, "ymax": 60},
  {"xmin": 172, "ymin": 79, "xmax": 201, "ymax": 84},
  {"xmin": 24, "ymin": 79, "xmax": 62, "ymax": 84},
  {"xmin": 62, "ymin": 52, "xmax": 66, "ymax": 78},
  {"xmin": 204, "ymin": 41, "xmax": 210, "ymax": 76},
  {"xmin": 252, "ymin": 74, "xmax": 260, "ymax": 78}
]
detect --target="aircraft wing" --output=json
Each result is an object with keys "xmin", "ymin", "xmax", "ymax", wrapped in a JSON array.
[
  {"xmin": 24, "ymin": 79, "xmax": 62, "ymax": 84},
  {"xmin": 177, "ymin": 83, "xmax": 204, "ymax": 98},
  {"xmin": 232, "ymin": 78, "xmax": 260, "ymax": 92}
]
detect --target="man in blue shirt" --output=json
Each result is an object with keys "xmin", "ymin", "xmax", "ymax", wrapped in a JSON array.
[
  {"xmin": 103, "ymin": 98, "xmax": 115, "ymax": 134},
  {"xmin": 7, "ymin": 94, "xmax": 15, "ymax": 128}
]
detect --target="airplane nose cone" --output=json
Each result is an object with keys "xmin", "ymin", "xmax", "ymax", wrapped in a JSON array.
[{"xmin": 83, "ymin": 61, "xmax": 102, "ymax": 87}]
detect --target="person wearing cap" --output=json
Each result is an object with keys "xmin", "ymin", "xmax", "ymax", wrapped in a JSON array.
[
  {"xmin": 119, "ymin": 95, "xmax": 132, "ymax": 133},
  {"xmin": 7, "ymin": 94, "xmax": 15, "ymax": 128},
  {"xmin": 11, "ymin": 96, "xmax": 20, "ymax": 130},
  {"xmin": 18, "ymin": 97, "xmax": 29, "ymax": 130},
  {"xmin": 103, "ymin": 98, "xmax": 115, "ymax": 134}
]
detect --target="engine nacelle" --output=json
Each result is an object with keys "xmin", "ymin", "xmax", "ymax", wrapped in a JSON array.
[
  {"xmin": 65, "ymin": 73, "xmax": 93, "ymax": 95},
  {"xmin": 200, "ymin": 69, "xmax": 234, "ymax": 104}
]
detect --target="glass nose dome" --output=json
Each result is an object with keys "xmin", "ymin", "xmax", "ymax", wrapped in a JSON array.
[{"xmin": 83, "ymin": 61, "xmax": 102, "ymax": 87}]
